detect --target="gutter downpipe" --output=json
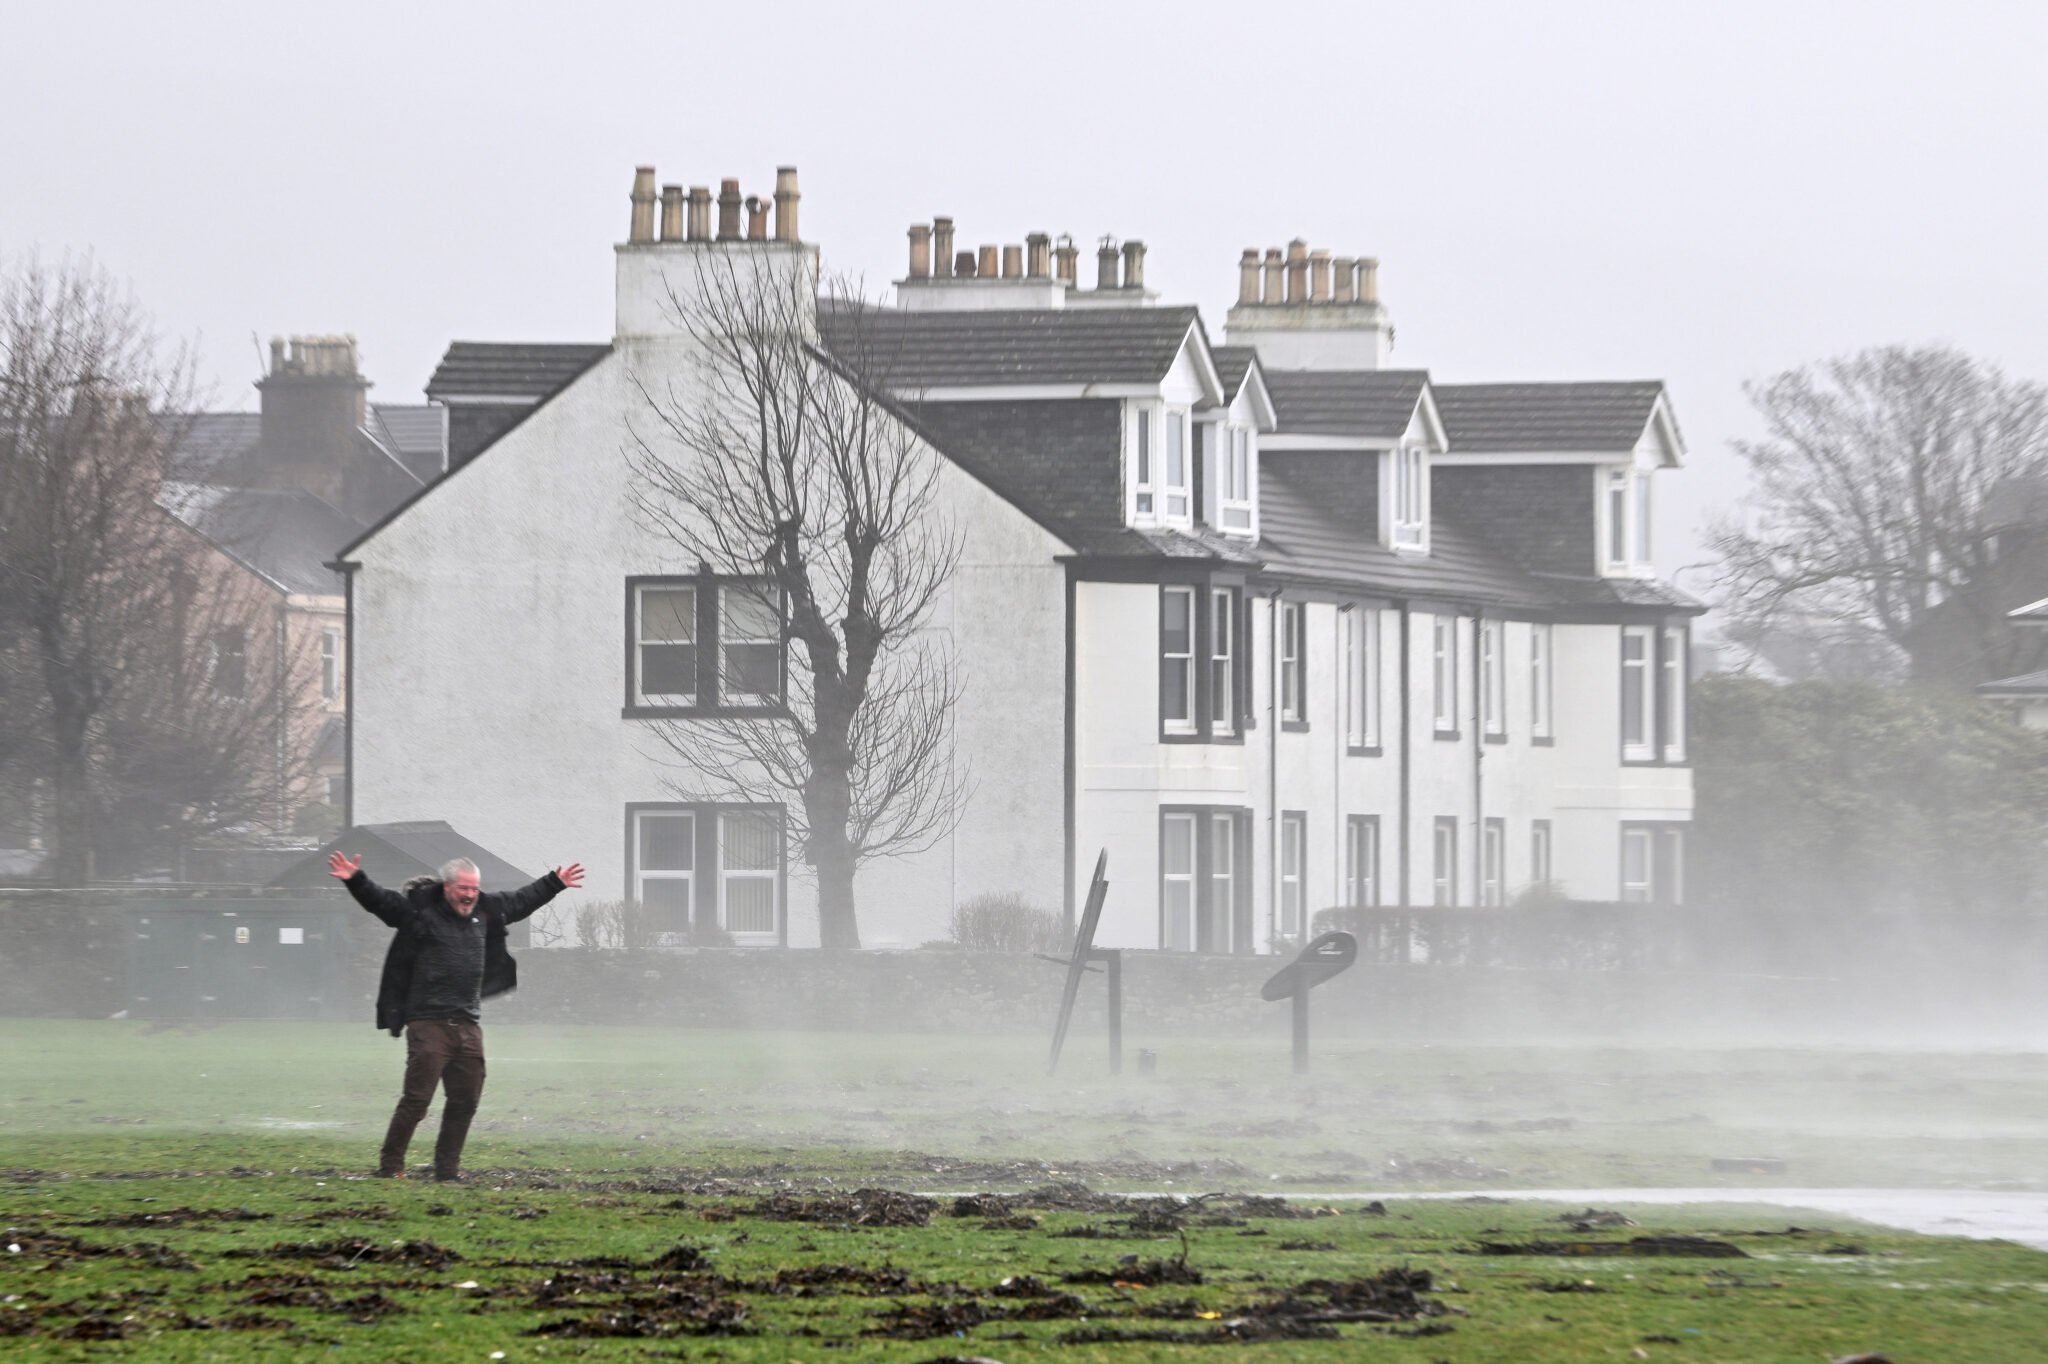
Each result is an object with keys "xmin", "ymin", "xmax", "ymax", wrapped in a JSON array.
[
  {"xmin": 1397, "ymin": 602, "xmax": 1412, "ymax": 909},
  {"xmin": 334, "ymin": 560, "xmax": 357, "ymax": 830},
  {"xmin": 1473, "ymin": 610, "xmax": 1484, "ymax": 909},
  {"xmin": 1268, "ymin": 586, "xmax": 1283, "ymax": 951}
]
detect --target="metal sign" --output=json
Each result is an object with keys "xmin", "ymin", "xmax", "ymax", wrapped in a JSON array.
[{"xmin": 1260, "ymin": 930, "xmax": 1358, "ymax": 1073}]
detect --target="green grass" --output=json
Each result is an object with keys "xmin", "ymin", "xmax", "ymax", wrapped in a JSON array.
[{"xmin": 2, "ymin": 1020, "xmax": 2046, "ymax": 1360}]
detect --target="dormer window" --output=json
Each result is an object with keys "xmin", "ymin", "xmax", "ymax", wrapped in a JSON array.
[
  {"xmin": 1131, "ymin": 403, "xmax": 1194, "ymax": 529},
  {"xmin": 1163, "ymin": 410, "xmax": 1190, "ymax": 521},
  {"xmin": 1604, "ymin": 465, "xmax": 1653, "ymax": 572},
  {"xmin": 1219, "ymin": 425, "xmax": 1254, "ymax": 533},
  {"xmin": 1391, "ymin": 443, "xmax": 1428, "ymax": 550},
  {"xmin": 1133, "ymin": 409, "xmax": 1155, "ymax": 520}
]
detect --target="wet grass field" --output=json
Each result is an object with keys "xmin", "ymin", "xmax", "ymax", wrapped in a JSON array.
[{"xmin": 3, "ymin": 1020, "xmax": 2045, "ymax": 1359}]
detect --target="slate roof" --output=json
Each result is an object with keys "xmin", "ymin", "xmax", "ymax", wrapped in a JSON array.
[
  {"xmin": 1258, "ymin": 465, "xmax": 1549, "ymax": 607},
  {"xmin": 1210, "ymin": 345, "xmax": 1258, "ymax": 397},
  {"xmin": 1434, "ymin": 381, "xmax": 1665, "ymax": 453},
  {"xmin": 1264, "ymin": 370, "xmax": 1429, "ymax": 439},
  {"xmin": 365, "ymin": 404, "xmax": 446, "ymax": 481},
  {"xmin": 821, "ymin": 306, "xmax": 1203, "ymax": 390},
  {"xmin": 161, "ymin": 412, "xmax": 262, "ymax": 481},
  {"xmin": 159, "ymin": 482, "xmax": 362, "ymax": 595},
  {"xmin": 1528, "ymin": 572, "xmax": 1706, "ymax": 611},
  {"xmin": 268, "ymin": 820, "xmax": 535, "ymax": 890},
  {"xmin": 426, "ymin": 342, "xmax": 612, "ymax": 400}
]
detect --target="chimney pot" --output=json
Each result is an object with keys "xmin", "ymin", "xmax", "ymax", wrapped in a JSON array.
[
  {"xmin": 1026, "ymin": 231, "xmax": 1051, "ymax": 279},
  {"xmin": 268, "ymin": 337, "xmax": 286, "ymax": 374},
  {"xmin": 1332, "ymin": 255, "xmax": 1355, "ymax": 303},
  {"xmin": 1001, "ymin": 244, "xmax": 1023, "ymax": 279},
  {"xmin": 746, "ymin": 196, "xmax": 769, "ymax": 240},
  {"xmin": 1358, "ymin": 256, "xmax": 1380, "ymax": 305},
  {"xmin": 687, "ymin": 186, "xmax": 712, "ymax": 241},
  {"xmin": 1285, "ymin": 238, "xmax": 1309, "ymax": 304},
  {"xmin": 1054, "ymin": 234, "xmax": 1079, "ymax": 285},
  {"xmin": 717, "ymin": 179, "xmax": 742, "ymax": 241},
  {"xmin": 773, "ymin": 166, "xmax": 800, "ymax": 242},
  {"xmin": 1262, "ymin": 247, "xmax": 1284, "ymax": 305},
  {"xmin": 1121, "ymin": 239, "xmax": 1146, "ymax": 290},
  {"xmin": 1237, "ymin": 249, "xmax": 1261, "ymax": 306},
  {"xmin": 1096, "ymin": 237, "xmax": 1120, "ymax": 291},
  {"xmin": 933, "ymin": 217, "xmax": 955, "ymax": 278},
  {"xmin": 659, "ymin": 185, "xmax": 684, "ymax": 242},
  {"xmin": 629, "ymin": 166, "xmax": 657, "ymax": 244},
  {"xmin": 1309, "ymin": 248, "xmax": 1331, "ymax": 303},
  {"xmin": 955, "ymin": 250, "xmax": 978, "ymax": 278},
  {"xmin": 907, "ymin": 224, "xmax": 933, "ymax": 279},
  {"xmin": 977, "ymin": 244, "xmax": 999, "ymax": 278}
]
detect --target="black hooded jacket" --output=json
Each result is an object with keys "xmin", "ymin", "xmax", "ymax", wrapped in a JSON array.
[{"xmin": 344, "ymin": 869, "xmax": 564, "ymax": 1036}]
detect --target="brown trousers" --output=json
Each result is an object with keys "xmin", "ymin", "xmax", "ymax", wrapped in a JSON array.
[{"xmin": 379, "ymin": 1018, "xmax": 485, "ymax": 1178}]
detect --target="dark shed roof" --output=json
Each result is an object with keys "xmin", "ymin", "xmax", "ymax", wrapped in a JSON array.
[
  {"xmin": 268, "ymin": 821, "xmax": 536, "ymax": 889},
  {"xmin": 822, "ymin": 306, "xmax": 1202, "ymax": 389},
  {"xmin": 1434, "ymin": 381, "xmax": 1665, "ymax": 453},
  {"xmin": 1264, "ymin": 370, "xmax": 1430, "ymax": 439},
  {"xmin": 426, "ymin": 343, "xmax": 612, "ymax": 400}
]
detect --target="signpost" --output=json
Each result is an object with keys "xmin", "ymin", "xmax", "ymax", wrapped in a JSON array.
[
  {"xmin": 1044, "ymin": 850, "xmax": 1121, "ymax": 1075},
  {"xmin": 1260, "ymin": 930, "xmax": 1358, "ymax": 1074}
]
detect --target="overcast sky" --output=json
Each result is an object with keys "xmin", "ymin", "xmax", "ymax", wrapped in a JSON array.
[{"xmin": 7, "ymin": 0, "xmax": 2045, "ymax": 587}]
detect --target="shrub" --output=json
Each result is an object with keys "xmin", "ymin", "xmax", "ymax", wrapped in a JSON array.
[{"xmin": 947, "ymin": 892, "xmax": 1065, "ymax": 954}]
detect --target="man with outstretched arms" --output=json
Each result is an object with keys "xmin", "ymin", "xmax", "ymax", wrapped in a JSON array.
[{"xmin": 329, "ymin": 850, "xmax": 584, "ymax": 1181}]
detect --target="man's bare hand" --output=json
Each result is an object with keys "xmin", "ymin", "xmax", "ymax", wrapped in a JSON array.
[
  {"xmin": 328, "ymin": 851, "xmax": 362, "ymax": 880},
  {"xmin": 555, "ymin": 863, "xmax": 585, "ymax": 890}
]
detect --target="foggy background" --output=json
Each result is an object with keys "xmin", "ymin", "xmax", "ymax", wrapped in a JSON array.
[{"xmin": 7, "ymin": 0, "xmax": 2048, "ymax": 588}]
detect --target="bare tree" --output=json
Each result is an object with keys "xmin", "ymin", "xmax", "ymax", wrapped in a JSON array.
[
  {"xmin": 625, "ymin": 252, "xmax": 968, "ymax": 950},
  {"xmin": 1710, "ymin": 345, "xmax": 2048, "ymax": 685},
  {"xmin": 0, "ymin": 257, "xmax": 311, "ymax": 881}
]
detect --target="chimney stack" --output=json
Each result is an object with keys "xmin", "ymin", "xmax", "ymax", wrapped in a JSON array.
[
  {"xmin": 629, "ymin": 166, "xmax": 657, "ymax": 243},
  {"xmin": 1121, "ymin": 240, "xmax": 1146, "ymax": 290},
  {"xmin": 773, "ymin": 166, "xmax": 800, "ymax": 241},
  {"xmin": 717, "ymin": 179, "xmax": 742, "ymax": 241},
  {"xmin": 659, "ymin": 185, "xmax": 684, "ymax": 242},
  {"xmin": 1262, "ymin": 247, "xmax": 1283, "ymax": 304},
  {"xmin": 1096, "ymin": 238, "xmax": 1120, "ymax": 291},
  {"xmin": 955, "ymin": 250, "xmax": 978, "ymax": 278},
  {"xmin": 687, "ymin": 186, "xmax": 712, "ymax": 241},
  {"xmin": 1309, "ymin": 248, "xmax": 1331, "ymax": 303},
  {"xmin": 746, "ymin": 196, "xmax": 769, "ymax": 240},
  {"xmin": 1358, "ymin": 257, "xmax": 1380, "ymax": 305},
  {"xmin": 1054, "ymin": 234, "xmax": 1079, "ymax": 285},
  {"xmin": 268, "ymin": 336, "xmax": 286, "ymax": 373},
  {"xmin": 1237, "ymin": 249, "xmax": 1261, "ymax": 305},
  {"xmin": 907, "ymin": 224, "xmax": 932, "ymax": 278},
  {"xmin": 933, "ymin": 217, "xmax": 955, "ymax": 278},
  {"xmin": 1026, "ymin": 232, "xmax": 1051, "ymax": 279},
  {"xmin": 1332, "ymin": 256, "xmax": 1355, "ymax": 303},
  {"xmin": 1001, "ymin": 244, "xmax": 1023, "ymax": 279},
  {"xmin": 1285, "ymin": 239, "xmax": 1308, "ymax": 304}
]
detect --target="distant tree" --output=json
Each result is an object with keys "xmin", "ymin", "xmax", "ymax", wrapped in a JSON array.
[
  {"xmin": 1709, "ymin": 345, "xmax": 2048, "ymax": 685},
  {"xmin": 1691, "ymin": 674, "xmax": 2048, "ymax": 914},
  {"xmin": 625, "ymin": 254, "xmax": 968, "ymax": 950},
  {"xmin": 0, "ymin": 257, "xmax": 310, "ymax": 881}
]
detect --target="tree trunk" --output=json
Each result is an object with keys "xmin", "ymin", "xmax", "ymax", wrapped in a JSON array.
[{"xmin": 803, "ymin": 765, "xmax": 860, "ymax": 951}]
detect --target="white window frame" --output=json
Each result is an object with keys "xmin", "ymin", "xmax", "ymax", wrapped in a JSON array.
[
  {"xmin": 633, "ymin": 808, "xmax": 697, "ymax": 935},
  {"xmin": 716, "ymin": 810, "xmax": 781, "ymax": 942},
  {"xmin": 1391, "ymin": 443, "xmax": 1428, "ymax": 550},
  {"xmin": 1219, "ymin": 424, "xmax": 1255, "ymax": 533},
  {"xmin": 1162, "ymin": 408, "xmax": 1191, "ymax": 524},
  {"xmin": 319, "ymin": 627, "xmax": 341, "ymax": 704},
  {"xmin": 1345, "ymin": 815, "xmax": 1379, "ymax": 909},
  {"xmin": 1662, "ymin": 625, "xmax": 1687, "ymax": 762},
  {"xmin": 1162, "ymin": 811, "xmax": 1197, "ymax": 951},
  {"xmin": 1621, "ymin": 624, "xmax": 1656, "ymax": 761},
  {"xmin": 1281, "ymin": 600, "xmax": 1305, "ymax": 724},
  {"xmin": 1132, "ymin": 405, "xmax": 1157, "ymax": 523},
  {"xmin": 1161, "ymin": 586, "xmax": 1196, "ymax": 735},
  {"xmin": 718, "ymin": 584, "xmax": 782, "ymax": 707},
  {"xmin": 1207, "ymin": 811, "xmax": 1236, "ymax": 950},
  {"xmin": 1634, "ymin": 469, "xmax": 1653, "ymax": 564},
  {"xmin": 1620, "ymin": 826, "xmax": 1654, "ymax": 903},
  {"xmin": 1344, "ymin": 606, "xmax": 1382, "ymax": 750},
  {"xmin": 634, "ymin": 581, "xmax": 700, "ymax": 708},
  {"xmin": 1209, "ymin": 589, "xmax": 1235, "ymax": 735},
  {"xmin": 1481, "ymin": 818, "xmax": 1505, "ymax": 906},
  {"xmin": 1531, "ymin": 819, "xmax": 1553, "ymax": 894},
  {"xmin": 1279, "ymin": 812, "xmax": 1306, "ymax": 936},
  {"xmin": 1605, "ymin": 466, "xmax": 1630, "ymax": 570},
  {"xmin": 1432, "ymin": 614, "xmax": 1459, "ymax": 734},
  {"xmin": 1662, "ymin": 827, "xmax": 1685, "ymax": 905},
  {"xmin": 1432, "ymin": 817, "xmax": 1458, "ymax": 907},
  {"xmin": 1531, "ymin": 622, "xmax": 1554, "ymax": 741},
  {"xmin": 1480, "ymin": 619, "xmax": 1506, "ymax": 738}
]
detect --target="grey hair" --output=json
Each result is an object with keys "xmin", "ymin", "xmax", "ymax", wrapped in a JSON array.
[{"xmin": 439, "ymin": 857, "xmax": 480, "ymax": 883}]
